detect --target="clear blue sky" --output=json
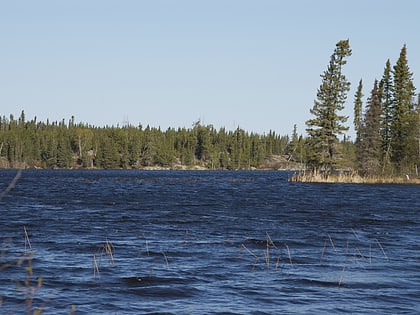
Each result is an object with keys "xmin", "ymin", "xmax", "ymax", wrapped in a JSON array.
[{"xmin": 1, "ymin": 0, "xmax": 419, "ymax": 140}]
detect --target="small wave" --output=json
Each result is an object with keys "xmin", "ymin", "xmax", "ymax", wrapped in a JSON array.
[
  {"xmin": 296, "ymin": 278, "xmax": 341, "ymax": 288},
  {"xmin": 121, "ymin": 275, "xmax": 192, "ymax": 287}
]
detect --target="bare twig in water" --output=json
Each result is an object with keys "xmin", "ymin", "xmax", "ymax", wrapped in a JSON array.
[
  {"xmin": 24, "ymin": 226, "xmax": 32, "ymax": 254},
  {"xmin": 265, "ymin": 239, "xmax": 270, "ymax": 270},
  {"xmin": 351, "ymin": 228, "xmax": 361, "ymax": 241},
  {"xmin": 240, "ymin": 244, "xmax": 258, "ymax": 259},
  {"xmin": 285, "ymin": 243, "xmax": 293, "ymax": 267},
  {"xmin": 265, "ymin": 232, "xmax": 277, "ymax": 248},
  {"xmin": 375, "ymin": 238, "xmax": 389, "ymax": 261},
  {"xmin": 104, "ymin": 239, "xmax": 115, "ymax": 265},
  {"xmin": 93, "ymin": 254, "xmax": 100, "ymax": 278},
  {"xmin": 162, "ymin": 252, "xmax": 169, "ymax": 270},
  {"xmin": 274, "ymin": 254, "xmax": 282, "ymax": 271},
  {"xmin": 355, "ymin": 247, "xmax": 366, "ymax": 259},
  {"xmin": 240, "ymin": 244, "xmax": 260, "ymax": 270},
  {"xmin": 328, "ymin": 234, "xmax": 336, "ymax": 252},
  {"xmin": 265, "ymin": 237, "xmax": 270, "ymax": 271},
  {"xmin": 265, "ymin": 232, "xmax": 279, "ymax": 271},
  {"xmin": 339, "ymin": 241, "xmax": 350, "ymax": 286}
]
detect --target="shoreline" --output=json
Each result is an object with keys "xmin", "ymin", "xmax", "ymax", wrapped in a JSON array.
[{"xmin": 288, "ymin": 172, "xmax": 420, "ymax": 184}]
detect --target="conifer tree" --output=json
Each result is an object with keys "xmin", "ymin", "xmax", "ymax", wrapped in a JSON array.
[
  {"xmin": 390, "ymin": 44, "xmax": 417, "ymax": 173},
  {"xmin": 379, "ymin": 59, "xmax": 393, "ymax": 169},
  {"xmin": 357, "ymin": 80, "xmax": 382, "ymax": 175},
  {"xmin": 353, "ymin": 79, "xmax": 364, "ymax": 138},
  {"xmin": 286, "ymin": 124, "xmax": 299, "ymax": 161},
  {"xmin": 306, "ymin": 39, "xmax": 352, "ymax": 171}
]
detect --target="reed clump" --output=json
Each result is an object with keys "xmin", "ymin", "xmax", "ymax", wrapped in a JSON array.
[
  {"xmin": 93, "ymin": 238, "xmax": 116, "ymax": 279},
  {"xmin": 319, "ymin": 230, "xmax": 390, "ymax": 286},
  {"xmin": 239, "ymin": 233, "xmax": 293, "ymax": 272},
  {"xmin": 289, "ymin": 170, "xmax": 420, "ymax": 184}
]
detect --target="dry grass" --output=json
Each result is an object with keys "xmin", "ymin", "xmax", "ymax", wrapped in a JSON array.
[
  {"xmin": 289, "ymin": 171, "xmax": 420, "ymax": 184},
  {"xmin": 104, "ymin": 239, "xmax": 115, "ymax": 265}
]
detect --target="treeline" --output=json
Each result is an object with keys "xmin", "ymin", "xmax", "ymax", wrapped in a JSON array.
[
  {"xmin": 0, "ymin": 112, "xmax": 301, "ymax": 170},
  {"xmin": 354, "ymin": 45, "xmax": 420, "ymax": 176},
  {"xmin": 305, "ymin": 40, "xmax": 420, "ymax": 177},
  {"xmin": 4, "ymin": 42, "xmax": 418, "ymax": 175}
]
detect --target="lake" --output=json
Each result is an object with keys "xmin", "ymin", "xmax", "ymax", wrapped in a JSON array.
[{"xmin": 0, "ymin": 170, "xmax": 419, "ymax": 314}]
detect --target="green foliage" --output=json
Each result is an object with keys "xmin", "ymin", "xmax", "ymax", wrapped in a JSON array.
[
  {"xmin": 0, "ymin": 115, "xmax": 290, "ymax": 170},
  {"xmin": 355, "ymin": 45, "xmax": 419, "ymax": 176},
  {"xmin": 379, "ymin": 59, "xmax": 393, "ymax": 167},
  {"xmin": 356, "ymin": 80, "xmax": 383, "ymax": 175},
  {"xmin": 353, "ymin": 79, "xmax": 364, "ymax": 137},
  {"xmin": 2, "ymin": 44, "xmax": 418, "ymax": 176},
  {"xmin": 306, "ymin": 39, "xmax": 352, "ymax": 171},
  {"xmin": 390, "ymin": 44, "xmax": 417, "ymax": 173}
]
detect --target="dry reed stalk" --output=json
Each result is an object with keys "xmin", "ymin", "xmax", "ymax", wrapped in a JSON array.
[
  {"xmin": 338, "ymin": 241, "xmax": 350, "ymax": 286},
  {"xmin": 285, "ymin": 243, "xmax": 293, "ymax": 267},
  {"xmin": 375, "ymin": 238, "xmax": 389, "ymax": 261},
  {"xmin": 240, "ymin": 244, "xmax": 260, "ymax": 270},
  {"xmin": 93, "ymin": 254, "xmax": 100, "ymax": 278},
  {"xmin": 23, "ymin": 226, "xmax": 32, "ymax": 254},
  {"xmin": 369, "ymin": 243, "xmax": 372, "ymax": 265},
  {"xmin": 146, "ymin": 240, "xmax": 150, "ymax": 256},
  {"xmin": 265, "ymin": 232, "xmax": 277, "ymax": 248},
  {"xmin": 104, "ymin": 239, "xmax": 115, "ymax": 265},
  {"xmin": 328, "ymin": 234, "xmax": 336, "ymax": 252},
  {"xmin": 240, "ymin": 244, "xmax": 258, "ymax": 259},
  {"xmin": 162, "ymin": 252, "xmax": 169, "ymax": 270},
  {"xmin": 274, "ymin": 254, "xmax": 281, "ymax": 271},
  {"xmin": 265, "ymin": 233, "xmax": 271, "ymax": 270},
  {"xmin": 355, "ymin": 247, "xmax": 366, "ymax": 259},
  {"xmin": 351, "ymin": 228, "xmax": 360, "ymax": 241},
  {"xmin": 265, "ymin": 232, "xmax": 279, "ymax": 271},
  {"xmin": 265, "ymin": 240, "xmax": 270, "ymax": 271}
]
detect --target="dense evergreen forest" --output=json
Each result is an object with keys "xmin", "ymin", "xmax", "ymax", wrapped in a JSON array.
[
  {"xmin": 1, "ymin": 41, "xmax": 419, "ymax": 176},
  {"xmin": 305, "ymin": 40, "xmax": 420, "ymax": 177},
  {"xmin": 0, "ymin": 112, "xmax": 303, "ymax": 170}
]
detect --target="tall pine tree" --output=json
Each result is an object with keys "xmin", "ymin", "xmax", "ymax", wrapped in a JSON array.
[
  {"xmin": 354, "ymin": 79, "xmax": 364, "ymax": 138},
  {"xmin": 379, "ymin": 59, "xmax": 393, "ymax": 169},
  {"xmin": 390, "ymin": 44, "xmax": 417, "ymax": 173},
  {"xmin": 353, "ymin": 79, "xmax": 364, "ymax": 164},
  {"xmin": 306, "ymin": 39, "xmax": 352, "ymax": 172},
  {"xmin": 357, "ymin": 80, "xmax": 382, "ymax": 176}
]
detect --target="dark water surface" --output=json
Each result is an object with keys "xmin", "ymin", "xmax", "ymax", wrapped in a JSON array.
[{"xmin": 0, "ymin": 170, "xmax": 419, "ymax": 314}]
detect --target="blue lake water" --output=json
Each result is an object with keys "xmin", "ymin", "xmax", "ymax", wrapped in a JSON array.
[{"xmin": 0, "ymin": 170, "xmax": 419, "ymax": 314}]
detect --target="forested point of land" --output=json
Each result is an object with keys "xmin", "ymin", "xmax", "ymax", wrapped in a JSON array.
[
  {"xmin": 0, "ymin": 112, "xmax": 306, "ymax": 170},
  {"xmin": 297, "ymin": 40, "xmax": 420, "ymax": 180},
  {"xmin": 1, "ymin": 41, "xmax": 419, "ymax": 177}
]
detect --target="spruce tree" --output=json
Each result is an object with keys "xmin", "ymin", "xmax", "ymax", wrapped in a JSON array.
[
  {"xmin": 305, "ymin": 39, "xmax": 352, "ymax": 172},
  {"xmin": 286, "ymin": 124, "xmax": 299, "ymax": 161},
  {"xmin": 357, "ymin": 80, "xmax": 382, "ymax": 175},
  {"xmin": 353, "ymin": 79, "xmax": 363, "ymax": 164},
  {"xmin": 379, "ymin": 59, "xmax": 393, "ymax": 169},
  {"xmin": 354, "ymin": 79, "xmax": 364, "ymax": 138},
  {"xmin": 390, "ymin": 44, "xmax": 417, "ymax": 173}
]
